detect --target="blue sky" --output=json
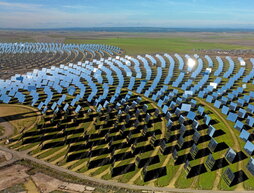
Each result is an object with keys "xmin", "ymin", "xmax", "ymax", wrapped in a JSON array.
[{"xmin": 0, "ymin": 0, "xmax": 254, "ymax": 28}]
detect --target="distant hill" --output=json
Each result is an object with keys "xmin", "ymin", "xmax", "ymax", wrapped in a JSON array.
[{"xmin": 1, "ymin": 27, "xmax": 254, "ymax": 32}]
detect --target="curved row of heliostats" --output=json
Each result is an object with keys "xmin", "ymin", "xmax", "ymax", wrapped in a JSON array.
[
  {"xmin": 0, "ymin": 48, "xmax": 254, "ymax": 178},
  {"xmin": 0, "ymin": 42, "xmax": 121, "ymax": 57}
]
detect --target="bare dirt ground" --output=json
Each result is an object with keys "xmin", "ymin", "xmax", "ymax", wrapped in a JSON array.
[
  {"xmin": 0, "ymin": 164, "xmax": 30, "ymax": 191},
  {"xmin": 0, "ymin": 150, "xmax": 12, "ymax": 161},
  {"xmin": 0, "ymin": 117, "xmax": 15, "ymax": 140},
  {"xmin": 0, "ymin": 163, "xmax": 96, "ymax": 193},
  {"xmin": 32, "ymin": 172, "xmax": 95, "ymax": 193}
]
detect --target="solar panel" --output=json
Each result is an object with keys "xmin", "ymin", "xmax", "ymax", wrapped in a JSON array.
[
  {"xmin": 246, "ymin": 157, "xmax": 254, "ymax": 176},
  {"xmin": 42, "ymin": 106, "xmax": 47, "ymax": 114},
  {"xmin": 75, "ymin": 105, "xmax": 81, "ymax": 113},
  {"xmin": 228, "ymin": 93, "xmax": 235, "ymax": 100},
  {"xmin": 169, "ymin": 101, "xmax": 176, "ymax": 109},
  {"xmin": 229, "ymin": 102, "xmax": 237, "ymax": 111},
  {"xmin": 184, "ymin": 90, "xmax": 193, "ymax": 96},
  {"xmin": 193, "ymin": 130, "xmax": 201, "ymax": 144},
  {"xmin": 154, "ymin": 108, "xmax": 160, "ymax": 117},
  {"xmin": 187, "ymin": 111, "xmax": 196, "ymax": 120},
  {"xmin": 237, "ymin": 98, "xmax": 245, "ymax": 107},
  {"xmin": 172, "ymin": 148, "xmax": 178, "ymax": 160},
  {"xmin": 145, "ymin": 113, "xmax": 151, "ymax": 123},
  {"xmin": 142, "ymin": 104, "xmax": 148, "ymax": 113},
  {"xmin": 240, "ymin": 129, "xmax": 250, "ymax": 142},
  {"xmin": 176, "ymin": 97, "xmax": 183, "ymax": 105},
  {"xmin": 180, "ymin": 124, "xmax": 186, "ymax": 135},
  {"xmin": 135, "ymin": 109, "xmax": 141, "ymax": 118},
  {"xmin": 227, "ymin": 112, "xmax": 238, "ymax": 123},
  {"xmin": 225, "ymin": 148, "xmax": 236, "ymax": 163},
  {"xmin": 221, "ymin": 97, "xmax": 228, "ymax": 105},
  {"xmin": 38, "ymin": 102, "xmax": 44, "ymax": 110},
  {"xmin": 178, "ymin": 114, "xmax": 185, "ymax": 124},
  {"xmin": 208, "ymin": 138, "xmax": 218, "ymax": 152},
  {"xmin": 246, "ymin": 116, "xmax": 254, "ymax": 127},
  {"xmin": 175, "ymin": 107, "xmax": 181, "ymax": 117},
  {"xmin": 198, "ymin": 106, "xmax": 204, "ymax": 115},
  {"xmin": 162, "ymin": 105, "xmax": 168, "ymax": 114},
  {"xmin": 166, "ymin": 119, "xmax": 173, "ymax": 130},
  {"xmin": 223, "ymin": 56, "xmax": 235, "ymax": 78},
  {"xmin": 247, "ymin": 104, "xmax": 254, "ymax": 113},
  {"xmin": 244, "ymin": 141, "xmax": 254, "ymax": 155},
  {"xmin": 205, "ymin": 154, "xmax": 216, "ymax": 170},
  {"xmin": 214, "ymin": 56, "xmax": 223, "ymax": 76},
  {"xmin": 192, "ymin": 119, "xmax": 199, "ymax": 129},
  {"xmin": 207, "ymin": 125, "xmax": 216, "ymax": 137},
  {"xmin": 214, "ymin": 100, "xmax": 222, "ymax": 108},
  {"xmin": 181, "ymin": 103, "xmax": 191, "ymax": 112},
  {"xmin": 222, "ymin": 167, "xmax": 235, "ymax": 186},
  {"xmin": 238, "ymin": 108, "xmax": 246, "ymax": 119},
  {"xmin": 184, "ymin": 160, "xmax": 191, "ymax": 174},
  {"xmin": 51, "ymin": 102, "xmax": 57, "ymax": 110},
  {"xmin": 190, "ymin": 99, "xmax": 197, "ymax": 108},
  {"xmin": 67, "ymin": 86, "xmax": 76, "ymax": 95},
  {"xmin": 234, "ymin": 120, "xmax": 244, "ymax": 131},
  {"xmin": 157, "ymin": 99, "xmax": 163, "ymax": 107},
  {"xmin": 177, "ymin": 135, "xmax": 185, "ymax": 149},
  {"xmin": 221, "ymin": 106, "xmax": 229, "ymax": 115},
  {"xmin": 125, "ymin": 105, "xmax": 130, "ymax": 113},
  {"xmin": 206, "ymin": 95, "xmax": 213, "ymax": 103},
  {"xmin": 190, "ymin": 144, "xmax": 199, "ymax": 159},
  {"xmin": 126, "ymin": 114, "xmax": 131, "ymax": 123},
  {"xmin": 204, "ymin": 115, "xmax": 211, "ymax": 125}
]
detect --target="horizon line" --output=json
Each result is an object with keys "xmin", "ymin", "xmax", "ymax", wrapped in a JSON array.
[{"xmin": 1, "ymin": 27, "xmax": 254, "ymax": 32}]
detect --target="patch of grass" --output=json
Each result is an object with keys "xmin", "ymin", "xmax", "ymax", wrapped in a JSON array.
[
  {"xmin": 90, "ymin": 165, "xmax": 109, "ymax": 177},
  {"xmin": 0, "ymin": 125, "xmax": 4, "ymax": 136},
  {"xmin": 196, "ymin": 170, "xmax": 216, "ymax": 190},
  {"xmin": 17, "ymin": 142, "xmax": 40, "ymax": 151},
  {"xmin": 24, "ymin": 178, "xmax": 39, "ymax": 193},
  {"xmin": 243, "ymin": 174, "xmax": 254, "ymax": 190},
  {"xmin": 155, "ymin": 157, "xmax": 179, "ymax": 187},
  {"xmin": 133, "ymin": 176, "xmax": 146, "ymax": 186},
  {"xmin": 47, "ymin": 149, "xmax": 68, "ymax": 163},
  {"xmin": 0, "ymin": 104, "xmax": 40, "ymax": 134},
  {"xmin": 37, "ymin": 146, "xmax": 63, "ymax": 159},
  {"xmin": 174, "ymin": 170, "xmax": 194, "ymax": 189},
  {"xmin": 49, "ymin": 190, "xmax": 69, "ymax": 193},
  {"xmin": 65, "ymin": 37, "xmax": 252, "ymax": 55},
  {"xmin": 0, "ymin": 183, "xmax": 26, "ymax": 193}
]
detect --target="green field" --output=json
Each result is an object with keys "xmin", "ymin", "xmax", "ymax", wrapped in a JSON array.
[{"xmin": 65, "ymin": 37, "xmax": 252, "ymax": 55}]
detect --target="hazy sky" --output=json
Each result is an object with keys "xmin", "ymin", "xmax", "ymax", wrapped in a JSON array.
[{"xmin": 1, "ymin": 0, "xmax": 254, "ymax": 28}]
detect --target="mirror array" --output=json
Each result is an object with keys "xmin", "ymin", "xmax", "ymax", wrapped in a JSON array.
[
  {"xmin": 0, "ymin": 42, "xmax": 122, "ymax": 79},
  {"xmin": 0, "ymin": 44, "xmax": 253, "ymax": 188}
]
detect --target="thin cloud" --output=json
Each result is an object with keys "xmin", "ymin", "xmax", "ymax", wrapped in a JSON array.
[
  {"xmin": 62, "ymin": 5, "xmax": 92, "ymax": 9},
  {"xmin": 0, "ymin": 1, "xmax": 43, "ymax": 10}
]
